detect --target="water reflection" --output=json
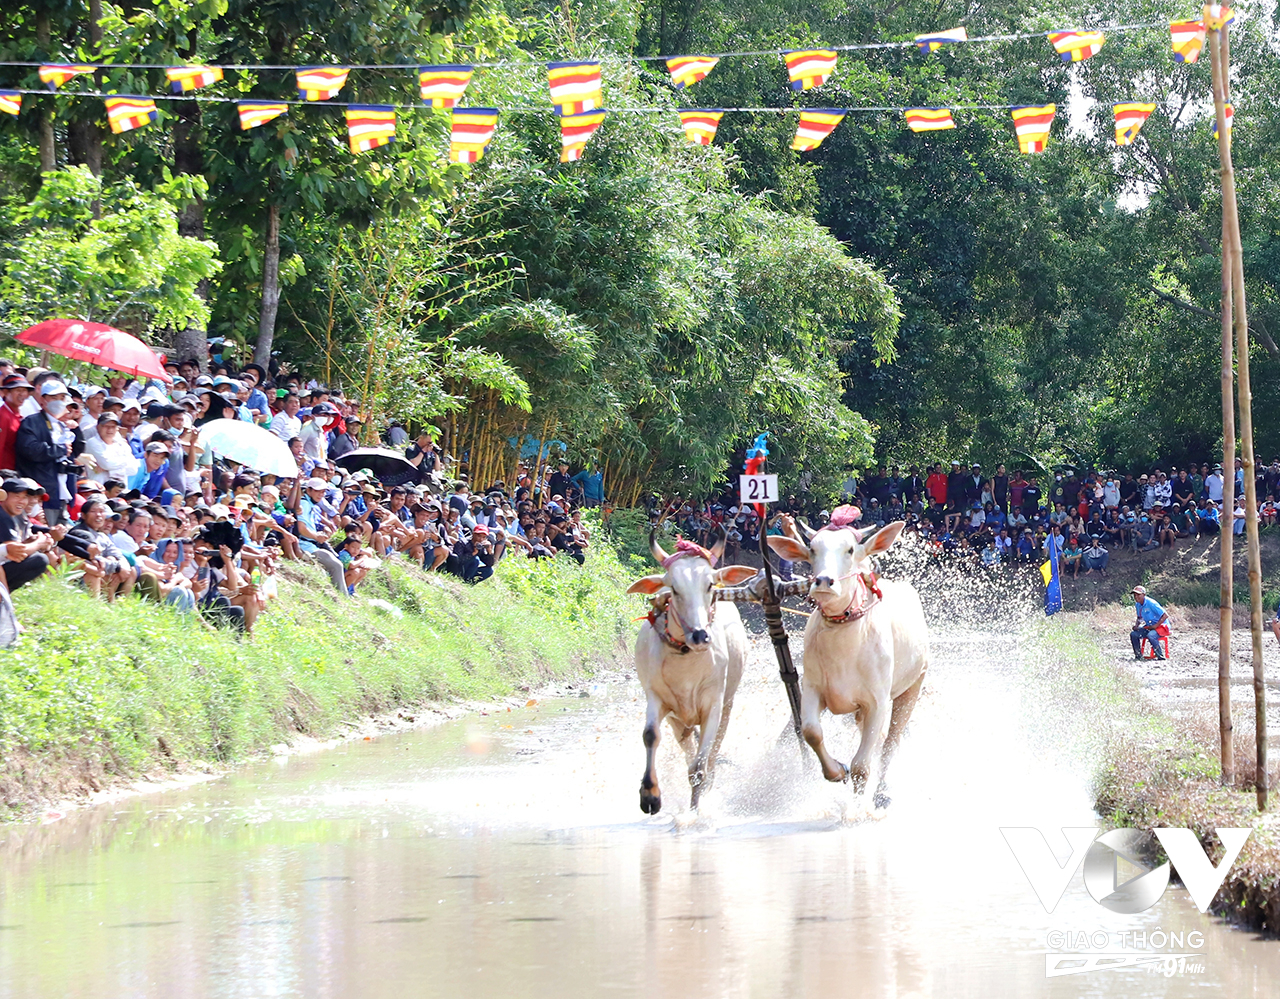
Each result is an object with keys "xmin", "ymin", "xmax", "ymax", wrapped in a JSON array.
[{"xmin": 0, "ymin": 633, "xmax": 1277, "ymax": 998}]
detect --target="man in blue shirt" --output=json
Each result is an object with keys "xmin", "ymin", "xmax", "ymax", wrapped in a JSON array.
[{"xmin": 1130, "ymin": 585, "xmax": 1170, "ymax": 660}]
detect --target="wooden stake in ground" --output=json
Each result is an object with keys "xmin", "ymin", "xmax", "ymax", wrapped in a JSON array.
[
  {"xmin": 1209, "ymin": 24, "xmax": 1235, "ymax": 788},
  {"xmin": 1212, "ymin": 23, "xmax": 1267, "ymax": 809}
]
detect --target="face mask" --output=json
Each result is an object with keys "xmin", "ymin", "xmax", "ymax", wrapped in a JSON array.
[
  {"xmin": 44, "ymin": 399, "xmax": 67, "ymax": 417},
  {"xmin": 1141, "ymin": 516, "xmax": 1148, "ymax": 523}
]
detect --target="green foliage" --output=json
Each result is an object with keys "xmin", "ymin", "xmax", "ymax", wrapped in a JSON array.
[{"xmin": 0, "ymin": 166, "xmax": 220, "ymax": 337}]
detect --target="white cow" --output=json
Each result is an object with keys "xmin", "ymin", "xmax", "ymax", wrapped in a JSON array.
[
  {"xmin": 627, "ymin": 531, "xmax": 757, "ymax": 814},
  {"xmin": 767, "ymin": 513, "xmax": 928, "ymax": 802}
]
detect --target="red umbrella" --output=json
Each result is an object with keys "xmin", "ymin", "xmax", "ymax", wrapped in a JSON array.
[{"xmin": 16, "ymin": 319, "xmax": 171, "ymax": 382}]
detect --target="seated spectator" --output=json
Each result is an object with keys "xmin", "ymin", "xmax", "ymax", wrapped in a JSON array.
[
  {"xmin": 1061, "ymin": 534, "xmax": 1084, "ymax": 578},
  {"xmin": 62, "ymin": 499, "xmax": 134, "ymax": 601},
  {"xmin": 1081, "ymin": 536, "xmax": 1109, "ymax": 577},
  {"xmin": 0, "ymin": 477, "xmax": 61, "ymax": 591},
  {"xmin": 1131, "ymin": 512, "xmax": 1159, "ymax": 552},
  {"xmin": 337, "ymin": 533, "xmax": 380, "ymax": 595},
  {"xmin": 1199, "ymin": 500, "xmax": 1221, "ymax": 535}
]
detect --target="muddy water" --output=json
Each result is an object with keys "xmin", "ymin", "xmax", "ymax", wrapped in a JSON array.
[{"xmin": 1, "ymin": 631, "xmax": 1278, "ymax": 998}]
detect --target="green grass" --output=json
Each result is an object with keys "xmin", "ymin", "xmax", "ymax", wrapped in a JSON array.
[{"xmin": 0, "ymin": 526, "xmax": 638, "ymax": 817}]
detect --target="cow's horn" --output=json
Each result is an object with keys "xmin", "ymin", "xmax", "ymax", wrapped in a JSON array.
[
  {"xmin": 856, "ymin": 523, "xmax": 882, "ymax": 546},
  {"xmin": 709, "ymin": 523, "xmax": 727, "ymax": 565},
  {"xmin": 650, "ymin": 529, "xmax": 670, "ymax": 565},
  {"xmin": 796, "ymin": 518, "xmax": 817, "ymax": 543}
]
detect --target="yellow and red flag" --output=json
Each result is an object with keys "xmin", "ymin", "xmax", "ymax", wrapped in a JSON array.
[
  {"xmin": 296, "ymin": 66, "xmax": 349, "ymax": 101},
  {"xmin": 1202, "ymin": 4, "xmax": 1234, "ymax": 29},
  {"xmin": 783, "ymin": 50, "xmax": 838, "ymax": 91},
  {"xmin": 166, "ymin": 66, "xmax": 223, "ymax": 93},
  {"xmin": 418, "ymin": 65, "xmax": 473, "ymax": 109},
  {"xmin": 346, "ymin": 105, "xmax": 395, "ymax": 153},
  {"xmin": 905, "ymin": 107, "xmax": 955, "ymax": 132},
  {"xmin": 791, "ymin": 109, "xmax": 845, "ymax": 150},
  {"xmin": 105, "ymin": 96, "xmax": 158, "ymax": 134},
  {"xmin": 1213, "ymin": 102, "xmax": 1233, "ymax": 140},
  {"xmin": 666, "ymin": 56, "xmax": 719, "ymax": 89},
  {"xmin": 1047, "ymin": 30, "xmax": 1106, "ymax": 62},
  {"xmin": 560, "ymin": 109, "xmax": 607, "ymax": 162},
  {"xmin": 547, "ymin": 61, "xmax": 602, "ymax": 115},
  {"xmin": 39, "ymin": 64, "xmax": 95, "ymax": 90},
  {"xmin": 238, "ymin": 102, "xmax": 288, "ymax": 130},
  {"xmin": 914, "ymin": 27, "xmax": 968, "ymax": 53},
  {"xmin": 0, "ymin": 91, "xmax": 21, "ymax": 116},
  {"xmin": 449, "ymin": 108, "xmax": 499, "ymax": 163},
  {"xmin": 1113, "ymin": 102, "xmax": 1156, "ymax": 145},
  {"xmin": 677, "ymin": 109, "xmax": 723, "ymax": 145},
  {"xmin": 1170, "ymin": 21, "xmax": 1207, "ymax": 62},
  {"xmin": 1011, "ymin": 104, "xmax": 1055, "ymax": 154}
]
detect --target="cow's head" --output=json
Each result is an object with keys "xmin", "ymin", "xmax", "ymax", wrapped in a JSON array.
[
  {"xmin": 766, "ymin": 514, "xmax": 905, "ymax": 615},
  {"xmin": 628, "ymin": 529, "xmax": 756, "ymax": 649}
]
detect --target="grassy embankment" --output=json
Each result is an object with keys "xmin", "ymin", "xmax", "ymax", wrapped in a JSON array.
[
  {"xmin": 0, "ymin": 529, "xmax": 643, "ymax": 819},
  {"xmin": 1034, "ymin": 615, "xmax": 1280, "ymax": 933}
]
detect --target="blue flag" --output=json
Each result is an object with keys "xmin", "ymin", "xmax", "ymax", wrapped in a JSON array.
[{"xmin": 1041, "ymin": 535, "xmax": 1063, "ymax": 616}]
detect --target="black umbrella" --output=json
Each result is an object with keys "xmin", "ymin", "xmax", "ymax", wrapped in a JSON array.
[{"xmin": 334, "ymin": 448, "xmax": 420, "ymax": 487}]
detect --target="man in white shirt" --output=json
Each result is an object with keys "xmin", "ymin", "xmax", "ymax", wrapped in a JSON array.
[
  {"xmin": 270, "ymin": 393, "xmax": 302, "ymax": 441},
  {"xmin": 1206, "ymin": 465, "xmax": 1225, "ymax": 504},
  {"xmin": 78, "ymin": 386, "xmax": 108, "ymax": 442},
  {"xmin": 299, "ymin": 403, "xmax": 335, "ymax": 465}
]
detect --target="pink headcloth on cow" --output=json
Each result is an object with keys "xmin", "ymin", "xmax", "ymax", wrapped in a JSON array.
[
  {"xmin": 662, "ymin": 538, "xmax": 718, "ymax": 568},
  {"xmin": 825, "ymin": 505, "xmax": 862, "ymax": 529}
]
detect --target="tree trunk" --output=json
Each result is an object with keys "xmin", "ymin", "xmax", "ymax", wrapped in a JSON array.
[
  {"xmin": 35, "ymin": 10, "xmax": 55, "ymax": 172},
  {"xmin": 255, "ymin": 203, "xmax": 282, "ymax": 366},
  {"xmin": 174, "ymin": 94, "xmax": 209, "ymax": 371},
  {"xmin": 1210, "ymin": 30, "xmax": 1236, "ymax": 788}
]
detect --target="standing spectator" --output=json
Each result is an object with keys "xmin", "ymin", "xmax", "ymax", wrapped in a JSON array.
[
  {"xmin": 926, "ymin": 464, "xmax": 948, "ymax": 508},
  {"xmin": 328, "ymin": 416, "xmax": 362, "ymax": 460},
  {"xmin": 0, "ymin": 374, "xmax": 32, "ymax": 471},
  {"xmin": 1206, "ymin": 464, "xmax": 1225, "ymax": 504},
  {"xmin": 1172, "ymin": 469, "xmax": 1195, "ymax": 509},
  {"xmin": 1021, "ymin": 477, "xmax": 1041, "ymax": 518},
  {"xmin": 269, "ymin": 393, "xmax": 302, "ymax": 442},
  {"xmin": 15, "ymin": 380, "xmax": 82, "ymax": 525},
  {"xmin": 548, "ymin": 460, "xmax": 574, "ymax": 502},
  {"xmin": 992, "ymin": 464, "xmax": 1009, "ymax": 513}
]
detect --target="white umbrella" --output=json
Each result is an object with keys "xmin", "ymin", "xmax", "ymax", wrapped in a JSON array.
[{"xmin": 196, "ymin": 419, "xmax": 300, "ymax": 478}]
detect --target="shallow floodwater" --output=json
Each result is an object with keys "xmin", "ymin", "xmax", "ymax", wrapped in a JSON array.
[{"xmin": 1, "ymin": 630, "xmax": 1278, "ymax": 998}]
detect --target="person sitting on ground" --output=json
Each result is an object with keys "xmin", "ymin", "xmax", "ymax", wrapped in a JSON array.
[
  {"xmin": 1131, "ymin": 511, "xmax": 1159, "ymax": 552},
  {"xmin": 63, "ymin": 499, "xmax": 134, "ymax": 601},
  {"xmin": 337, "ymin": 532, "xmax": 380, "ymax": 595},
  {"xmin": 1198, "ymin": 499, "xmax": 1221, "ymax": 536},
  {"xmin": 0, "ymin": 477, "xmax": 62, "ymax": 590},
  {"xmin": 1060, "ymin": 533, "xmax": 1084, "ymax": 578},
  {"xmin": 1129, "ymin": 585, "xmax": 1169, "ymax": 661}
]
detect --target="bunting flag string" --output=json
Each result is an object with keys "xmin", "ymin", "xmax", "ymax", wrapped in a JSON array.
[
  {"xmin": 905, "ymin": 107, "xmax": 955, "ymax": 132},
  {"xmin": 1011, "ymin": 104, "xmax": 1055, "ymax": 154},
  {"xmin": 237, "ymin": 101, "xmax": 288, "ymax": 130},
  {"xmin": 105, "ymin": 95, "xmax": 158, "ymax": 134},
  {"xmin": 296, "ymin": 66, "xmax": 349, "ymax": 101},
  {"xmin": 1170, "ymin": 21, "xmax": 1207, "ymax": 63},
  {"xmin": 547, "ymin": 61, "xmax": 602, "ymax": 115},
  {"xmin": 677, "ymin": 108, "xmax": 723, "ymax": 144},
  {"xmin": 784, "ymin": 50, "xmax": 838, "ymax": 91},
  {"xmin": 39, "ymin": 64, "xmax": 95, "ymax": 89},
  {"xmin": 0, "ymin": 91, "xmax": 20, "ymax": 116},
  {"xmin": 1047, "ymin": 30, "xmax": 1106, "ymax": 62},
  {"xmin": 666, "ymin": 56, "xmax": 719, "ymax": 89},
  {"xmin": 559, "ymin": 109, "xmax": 607, "ymax": 162},
  {"xmin": 1113, "ymin": 101, "xmax": 1156, "ymax": 145},
  {"xmin": 449, "ymin": 107, "xmax": 499, "ymax": 162},
  {"xmin": 166, "ymin": 65, "xmax": 223, "ymax": 93},
  {"xmin": 346, "ymin": 104, "xmax": 396, "ymax": 152},
  {"xmin": 1214, "ymin": 102, "xmax": 1233, "ymax": 139},
  {"xmin": 792, "ymin": 109, "xmax": 846, "ymax": 150},
  {"xmin": 418, "ymin": 65, "xmax": 473, "ymax": 108},
  {"xmin": 915, "ymin": 27, "xmax": 968, "ymax": 53}
]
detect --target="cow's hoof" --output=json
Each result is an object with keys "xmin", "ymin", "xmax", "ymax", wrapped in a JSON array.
[
  {"xmin": 823, "ymin": 763, "xmax": 849, "ymax": 784},
  {"xmin": 640, "ymin": 788, "xmax": 662, "ymax": 814},
  {"xmin": 848, "ymin": 770, "xmax": 868, "ymax": 793},
  {"xmin": 873, "ymin": 788, "xmax": 892, "ymax": 809}
]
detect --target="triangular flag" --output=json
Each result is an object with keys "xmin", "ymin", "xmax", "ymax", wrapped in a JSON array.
[
  {"xmin": 166, "ymin": 66, "xmax": 223, "ymax": 93},
  {"xmin": 915, "ymin": 27, "xmax": 968, "ymax": 53},
  {"xmin": 783, "ymin": 50, "xmax": 838, "ymax": 91},
  {"xmin": 39, "ymin": 64, "xmax": 95, "ymax": 90},
  {"xmin": 346, "ymin": 105, "xmax": 395, "ymax": 153},
  {"xmin": 1040, "ymin": 560, "xmax": 1053, "ymax": 586},
  {"xmin": 547, "ymin": 61, "xmax": 602, "ymax": 115},
  {"xmin": 791, "ymin": 109, "xmax": 845, "ymax": 150},
  {"xmin": 1170, "ymin": 21, "xmax": 1207, "ymax": 63},
  {"xmin": 1011, "ymin": 104, "xmax": 1055, "ymax": 154},
  {"xmin": 418, "ymin": 65, "xmax": 473, "ymax": 109},
  {"xmin": 296, "ymin": 66, "xmax": 349, "ymax": 101},
  {"xmin": 560, "ymin": 109, "xmax": 607, "ymax": 162},
  {"xmin": 677, "ymin": 109, "xmax": 724, "ymax": 145},
  {"xmin": 449, "ymin": 107, "xmax": 499, "ymax": 163},
  {"xmin": 0, "ymin": 91, "xmax": 21, "ymax": 116},
  {"xmin": 1213, "ymin": 103, "xmax": 1233, "ymax": 140},
  {"xmin": 238, "ymin": 102, "xmax": 288, "ymax": 130},
  {"xmin": 1047, "ymin": 30, "xmax": 1106, "ymax": 62},
  {"xmin": 1113, "ymin": 102, "xmax": 1156, "ymax": 145},
  {"xmin": 905, "ymin": 107, "xmax": 955, "ymax": 132},
  {"xmin": 105, "ymin": 96, "xmax": 158, "ymax": 134},
  {"xmin": 666, "ymin": 56, "xmax": 719, "ymax": 89},
  {"xmin": 1203, "ymin": 4, "xmax": 1235, "ymax": 29}
]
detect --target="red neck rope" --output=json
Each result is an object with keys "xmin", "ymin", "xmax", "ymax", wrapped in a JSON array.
[
  {"xmin": 647, "ymin": 599, "xmax": 716, "ymax": 654},
  {"xmin": 815, "ymin": 570, "xmax": 883, "ymax": 624}
]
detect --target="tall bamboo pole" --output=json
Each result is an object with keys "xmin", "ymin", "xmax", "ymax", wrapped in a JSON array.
[
  {"xmin": 1209, "ymin": 26, "xmax": 1237, "ymax": 788},
  {"xmin": 1215, "ymin": 25, "xmax": 1267, "ymax": 810}
]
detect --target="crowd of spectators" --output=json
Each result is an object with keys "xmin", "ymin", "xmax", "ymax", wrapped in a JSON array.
[
  {"xmin": 0, "ymin": 353, "xmax": 599, "ymax": 639},
  {"xmin": 646, "ymin": 458, "xmax": 1269, "ymax": 581}
]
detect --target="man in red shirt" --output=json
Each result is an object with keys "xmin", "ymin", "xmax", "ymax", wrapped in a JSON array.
[
  {"xmin": 925, "ymin": 463, "xmax": 948, "ymax": 507},
  {"xmin": 0, "ymin": 373, "xmax": 32, "ymax": 472}
]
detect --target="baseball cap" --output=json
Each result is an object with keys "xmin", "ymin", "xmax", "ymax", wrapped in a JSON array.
[
  {"xmin": 305, "ymin": 477, "xmax": 327, "ymax": 490},
  {"xmin": 1, "ymin": 374, "xmax": 33, "ymax": 389},
  {"xmin": 1, "ymin": 477, "xmax": 41, "ymax": 494},
  {"xmin": 1131, "ymin": 585, "xmax": 1147, "ymax": 596},
  {"xmin": 121, "ymin": 399, "xmax": 142, "ymax": 413},
  {"xmin": 97, "ymin": 412, "xmax": 120, "ymax": 425},
  {"xmin": 38, "ymin": 380, "xmax": 68, "ymax": 397},
  {"xmin": 144, "ymin": 441, "xmax": 170, "ymax": 454}
]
